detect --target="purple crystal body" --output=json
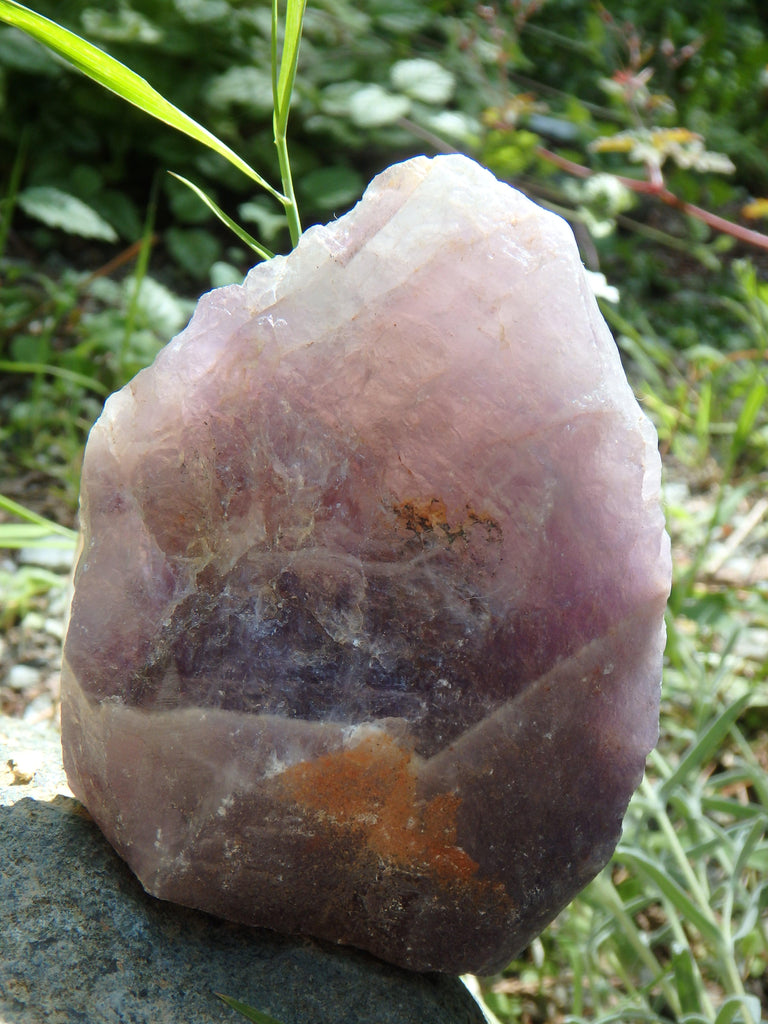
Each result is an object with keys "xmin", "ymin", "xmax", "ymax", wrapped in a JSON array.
[{"xmin": 62, "ymin": 155, "xmax": 671, "ymax": 974}]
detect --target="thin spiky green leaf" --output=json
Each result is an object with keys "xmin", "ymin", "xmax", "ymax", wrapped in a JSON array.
[
  {"xmin": 0, "ymin": 494, "xmax": 78, "ymax": 541},
  {"xmin": 216, "ymin": 993, "xmax": 286, "ymax": 1024},
  {"xmin": 0, "ymin": 0, "xmax": 285, "ymax": 204},
  {"xmin": 169, "ymin": 174, "xmax": 275, "ymax": 261},
  {"xmin": 275, "ymin": 0, "xmax": 307, "ymax": 134}
]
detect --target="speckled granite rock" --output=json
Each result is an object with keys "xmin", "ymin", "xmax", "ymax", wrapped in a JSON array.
[
  {"xmin": 0, "ymin": 716, "xmax": 485, "ymax": 1024},
  {"xmin": 61, "ymin": 154, "xmax": 671, "ymax": 974}
]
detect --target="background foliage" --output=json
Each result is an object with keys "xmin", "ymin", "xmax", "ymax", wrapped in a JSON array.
[{"xmin": 1, "ymin": 2, "xmax": 767, "ymax": 1023}]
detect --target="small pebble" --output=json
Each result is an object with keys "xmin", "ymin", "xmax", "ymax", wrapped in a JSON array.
[
  {"xmin": 7, "ymin": 664, "xmax": 40, "ymax": 691},
  {"xmin": 43, "ymin": 618, "xmax": 65, "ymax": 640},
  {"xmin": 733, "ymin": 628, "xmax": 768, "ymax": 662},
  {"xmin": 22, "ymin": 611, "xmax": 45, "ymax": 632},
  {"xmin": 19, "ymin": 540, "xmax": 76, "ymax": 574},
  {"xmin": 22, "ymin": 694, "xmax": 57, "ymax": 723}
]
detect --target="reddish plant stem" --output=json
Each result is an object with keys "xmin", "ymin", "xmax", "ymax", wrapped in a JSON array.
[{"xmin": 537, "ymin": 145, "xmax": 768, "ymax": 253}]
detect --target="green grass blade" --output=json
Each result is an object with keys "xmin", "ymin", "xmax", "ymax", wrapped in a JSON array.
[
  {"xmin": 0, "ymin": 494, "xmax": 78, "ymax": 542},
  {"xmin": 216, "ymin": 994, "xmax": 286, "ymax": 1024},
  {"xmin": 731, "ymin": 816, "xmax": 767, "ymax": 883},
  {"xmin": 670, "ymin": 943, "xmax": 705, "ymax": 1015},
  {"xmin": 122, "ymin": 173, "xmax": 159, "ymax": 374},
  {"xmin": 168, "ymin": 174, "xmax": 275, "ymax": 261},
  {"xmin": 0, "ymin": 0, "xmax": 286, "ymax": 204},
  {"xmin": 616, "ymin": 848, "xmax": 722, "ymax": 946},
  {"xmin": 658, "ymin": 693, "xmax": 753, "ymax": 801},
  {"xmin": 731, "ymin": 375, "xmax": 767, "ymax": 461},
  {"xmin": 0, "ymin": 359, "xmax": 110, "ymax": 395},
  {"xmin": 271, "ymin": 0, "xmax": 304, "ymax": 246},
  {"xmin": 275, "ymin": 0, "xmax": 307, "ymax": 135},
  {"xmin": 0, "ymin": 524, "xmax": 76, "ymax": 548},
  {"xmin": 0, "ymin": 124, "xmax": 29, "ymax": 260},
  {"xmin": 713, "ymin": 995, "xmax": 763, "ymax": 1024}
]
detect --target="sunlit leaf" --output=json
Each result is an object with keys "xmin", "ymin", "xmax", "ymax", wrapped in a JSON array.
[
  {"xmin": 349, "ymin": 83, "xmax": 410, "ymax": 127},
  {"xmin": 18, "ymin": 186, "xmax": 118, "ymax": 241},
  {"xmin": 390, "ymin": 58, "xmax": 455, "ymax": 105}
]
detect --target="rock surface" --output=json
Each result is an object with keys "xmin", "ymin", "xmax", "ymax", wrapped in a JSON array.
[
  {"xmin": 62, "ymin": 154, "xmax": 671, "ymax": 974},
  {"xmin": 0, "ymin": 715, "xmax": 486, "ymax": 1024}
]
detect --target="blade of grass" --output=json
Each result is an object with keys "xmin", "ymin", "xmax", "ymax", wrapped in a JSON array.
[
  {"xmin": 0, "ymin": 494, "xmax": 78, "ymax": 541},
  {"xmin": 122, "ymin": 173, "xmax": 159, "ymax": 374},
  {"xmin": 658, "ymin": 693, "xmax": 752, "ymax": 801},
  {"xmin": 275, "ymin": 0, "xmax": 307, "ymax": 135},
  {"xmin": 670, "ymin": 943, "xmax": 707, "ymax": 1017},
  {"xmin": 271, "ymin": 0, "xmax": 306, "ymax": 246},
  {"xmin": 0, "ymin": 524, "xmax": 76, "ymax": 548},
  {"xmin": 713, "ymin": 995, "xmax": 764, "ymax": 1024},
  {"xmin": 168, "ymin": 174, "xmax": 275, "ymax": 261},
  {"xmin": 0, "ymin": 359, "xmax": 110, "ymax": 396},
  {"xmin": 0, "ymin": 124, "xmax": 30, "ymax": 260},
  {"xmin": 731, "ymin": 817, "xmax": 767, "ymax": 882},
  {"xmin": 0, "ymin": 1, "xmax": 286, "ymax": 206},
  {"xmin": 588, "ymin": 873, "xmax": 682, "ymax": 1017},
  {"xmin": 730, "ymin": 374, "xmax": 767, "ymax": 463},
  {"xmin": 216, "ymin": 993, "xmax": 286, "ymax": 1024},
  {"xmin": 615, "ymin": 848, "xmax": 722, "ymax": 947}
]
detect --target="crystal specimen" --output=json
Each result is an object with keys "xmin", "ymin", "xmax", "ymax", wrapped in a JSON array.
[{"xmin": 61, "ymin": 154, "xmax": 671, "ymax": 975}]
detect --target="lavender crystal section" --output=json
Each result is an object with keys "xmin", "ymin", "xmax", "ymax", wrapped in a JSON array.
[{"xmin": 61, "ymin": 154, "xmax": 671, "ymax": 975}]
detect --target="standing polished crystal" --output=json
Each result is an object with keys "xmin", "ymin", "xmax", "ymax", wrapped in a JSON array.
[{"xmin": 62, "ymin": 154, "xmax": 671, "ymax": 975}]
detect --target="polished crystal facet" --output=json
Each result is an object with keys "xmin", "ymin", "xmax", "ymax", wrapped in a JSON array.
[{"xmin": 62, "ymin": 155, "xmax": 671, "ymax": 974}]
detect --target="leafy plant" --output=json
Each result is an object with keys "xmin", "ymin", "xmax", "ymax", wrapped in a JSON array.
[{"xmin": 482, "ymin": 677, "xmax": 768, "ymax": 1024}]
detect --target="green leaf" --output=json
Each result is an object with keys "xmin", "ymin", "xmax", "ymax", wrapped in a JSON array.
[
  {"xmin": 658, "ymin": 694, "xmax": 753, "ymax": 801},
  {"xmin": 712, "ymin": 995, "xmax": 764, "ymax": 1024},
  {"xmin": 0, "ymin": 359, "xmax": 110, "ymax": 396},
  {"xmin": 349, "ymin": 84, "xmax": 410, "ymax": 127},
  {"xmin": 0, "ymin": 494, "xmax": 78, "ymax": 542},
  {"xmin": 80, "ymin": 7, "xmax": 161, "ymax": 44},
  {"xmin": 216, "ymin": 993, "xmax": 287, "ymax": 1024},
  {"xmin": 131, "ymin": 275, "xmax": 191, "ymax": 338},
  {"xmin": 616, "ymin": 848, "xmax": 722, "ymax": 946},
  {"xmin": 299, "ymin": 165, "xmax": 363, "ymax": 210},
  {"xmin": 732, "ymin": 376, "xmax": 767, "ymax": 458},
  {"xmin": 208, "ymin": 66, "xmax": 274, "ymax": 112},
  {"xmin": 390, "ymin": 58, "xmax": 455, "ymax": 105},
  {"xmin": 731, "ymin": 817, "xmax": 768, "ymax": 887},
  {"xmin": 238, "ymin": 200, "xmax": 289, "ymax": 244},
  {"xmin": 210, "ymin": 261, "xmax": 245, "ymax": 288},
  {"xmin": 168, "ymin": 174, "xmax": 274, "ymax": 261},
  {"xmin": 165, "ymin": 226, "xmax": 222, "ymax": 280},
  {"xmin": 0, "ymin": 0, "xmax": 284, "ymax": 203},
  {"xmin": 0, "ymin": 525, "xmax": 76, "ymax": 549},
  {"xmin": 17, "ymin": 186, "xmax": 118, "ymax": 242},
  {"xmin": 670, "ymin": 943, "xmax": 704, "ymax": 1015},
  {"xmin": 274, "ymin": 0, "xmax": 307, "ymax": 136},
  {"xmin": 270, "ymin": 0, "xmax": 305, "ymax": 246}
]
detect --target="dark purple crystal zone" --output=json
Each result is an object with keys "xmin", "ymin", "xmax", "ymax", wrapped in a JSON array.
[
  {"xmin": 65, "ymin": 373, "xmax": 653, "ymax": 759},
  {"xmin": 99, "ymin": 555, "xmax": 607, "ymax": 757}
]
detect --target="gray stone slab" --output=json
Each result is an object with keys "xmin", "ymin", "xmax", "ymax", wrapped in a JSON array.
[{"xmin": 0, "ymin": 715, "xmax": 486, "ymax": 1024}]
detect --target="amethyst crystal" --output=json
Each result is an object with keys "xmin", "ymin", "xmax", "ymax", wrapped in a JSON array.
[{"xmin": 62, "ymin": 155, "xmax": 671, "ymax": 974}]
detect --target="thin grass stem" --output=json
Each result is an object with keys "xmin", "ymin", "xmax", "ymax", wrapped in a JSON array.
[{"xmin": 0, "ymin": 124, "xmax": 30, "ymax": 260}]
